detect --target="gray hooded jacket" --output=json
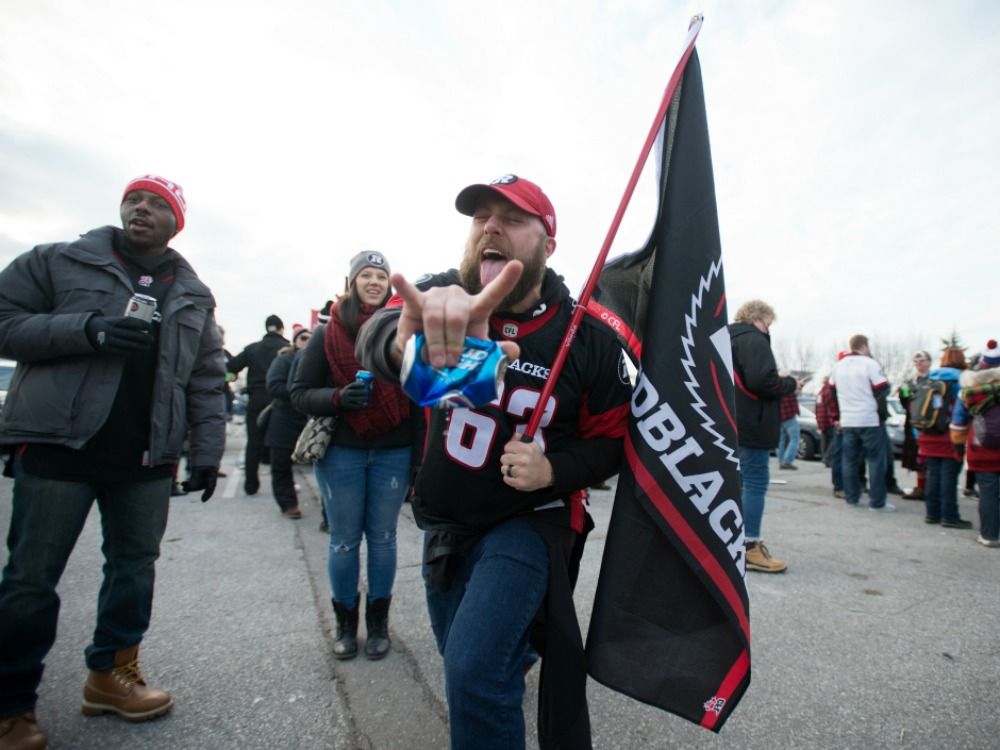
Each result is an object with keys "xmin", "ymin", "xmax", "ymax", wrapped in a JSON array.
[{"xmin": 0, "ymin": 226, "xmax": 225, "ymax": 468}]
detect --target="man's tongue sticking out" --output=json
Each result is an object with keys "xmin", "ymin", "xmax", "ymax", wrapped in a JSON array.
[{"xmin": 480, "ymin": 257, "xmax": 506, "ymax": 286}]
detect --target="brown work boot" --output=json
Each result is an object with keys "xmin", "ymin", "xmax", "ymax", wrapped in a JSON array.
[
  {"xmin": 81, "ymin": 646, "xmax": 173, "ymax": 721},
  {"xmin": 0, "ymin": 712, "xmax": 47, "ymax": 750},
  {"xmin": 745, "ymin": 541, "xmax": 788, "ymax": 573}
]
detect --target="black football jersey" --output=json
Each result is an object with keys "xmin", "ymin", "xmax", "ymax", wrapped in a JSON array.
[{"xmin": 409, "ymin": 269, "xmax": 631, "ymax": 534}]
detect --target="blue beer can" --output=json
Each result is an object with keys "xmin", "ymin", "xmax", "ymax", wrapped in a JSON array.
[
  {"xmin": 355, "ymin": 370, "xmax": 374, "ymax": 402},
  {"xmin": 400, "ymin": 333, "xmax": 508, "ymax": 409}
]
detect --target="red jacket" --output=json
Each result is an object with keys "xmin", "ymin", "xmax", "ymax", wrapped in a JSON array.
[
  {"xmin": 779, "ymin": 391, "xmax": 800, "ymax": 421},
  {"xmin": 815, "ymin": 382, "xmax": 838, "ymax": 432},
  {"xmin": 918, "ymin": 431, "xmax": 957, "ymax": 460},
  {"xmin": 965, "ymin": 422, "xmax": 1000, "ymax": 473}
]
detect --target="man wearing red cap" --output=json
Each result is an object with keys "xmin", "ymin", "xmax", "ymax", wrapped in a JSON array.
[
  {"xmin": 357, "ymin": 174, "xmax": 630, "ymax": 749},
  {"xmin": 0, "ymin": 175, "xmax": 225, "ymax": 749}
]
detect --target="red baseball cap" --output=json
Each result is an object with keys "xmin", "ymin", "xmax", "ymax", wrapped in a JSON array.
[
  {"xmin": 122, "ymin": 174, "xmax": 187, "ymax": 233},
  {"xmin": 455, "ymin": 174, "xmax": 556, "ymax": 237}
]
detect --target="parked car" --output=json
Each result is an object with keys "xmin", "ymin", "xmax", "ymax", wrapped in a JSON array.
[
  {"xmin": 885, "ymin": 397, "xmax": 906, "ymax": 457},
  {"xmin": 796, "ymin": 404, "xmax": 822, "ymax": 460},
  {"xmin": 0, "ymin": 359, "xmax": 15, "ymax": 409}
]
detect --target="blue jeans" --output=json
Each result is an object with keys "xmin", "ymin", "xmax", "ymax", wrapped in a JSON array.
[
  {"xmin": 778, "ymin": 417, "xmax": 800, "ymax": 465},
  {"xmin": 842, "ymin": 426, "xmax": 887, "ymax": 507},
  {"xmin": 831, "ymin": 430, "xmax": 843, "ymax": 491},
  {"xmin": 0, "ymin": 464, "xmax": 170, "ymax": 716},
  {"xmin": 978, "ymin": 471, "xmax": 1000, "ymax": 541},
  {"xmin": 924, "ymin": 456, "xmax": 961, "ymax": 523},
  {"xmin": 739, "ymin": 446, "xmax": 770, "ymax": 540},
  {"xmin": 314, "ymin": 446, "xmax": 410, "ymax": 607},
  {"xmin": 424, "ymin": 518, "xmax": 549, "ymax": 750}
]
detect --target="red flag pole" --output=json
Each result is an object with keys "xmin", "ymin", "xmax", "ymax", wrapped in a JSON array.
[{"xmin": 522, "ymin": 14, "xmax": 704, "ymax": 440}]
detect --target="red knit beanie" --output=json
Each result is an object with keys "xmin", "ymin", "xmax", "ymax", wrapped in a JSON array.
[{"xmin": 122, "ymin": 175, "xmax": 187, "ymax": 233}]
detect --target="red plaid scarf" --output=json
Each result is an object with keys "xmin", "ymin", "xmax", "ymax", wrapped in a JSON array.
[{"xmin": 324, "ymin": 302, "xmax": 410, "ymax": 438}]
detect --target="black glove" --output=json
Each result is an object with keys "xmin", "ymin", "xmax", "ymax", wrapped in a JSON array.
[
  {"xmin": 85, "ymin": 315, "xmax": 153, "ymax": 355},
  {"xmin": 182, "ymin": 466, "xmax": 219, "ymax": 502},
  {"xmin": 338, "ymin": 380, "xmax": 369, "ymax": 410}
]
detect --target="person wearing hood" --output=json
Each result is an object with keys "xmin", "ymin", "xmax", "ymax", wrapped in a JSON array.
[
  {"xmin": 0, "ymin": 175, "xmax": 225, "ymax": 748},
  {"xmin": 729, "ymin": 300, "xmax": 800, "ymax": 574}
]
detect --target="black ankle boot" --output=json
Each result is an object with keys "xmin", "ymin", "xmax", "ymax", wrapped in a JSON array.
[
  {"xmin": 331, "ymin": 598, "xmax": 359, "ymax": 660},
  {"xmin": 364, "ymin": 595, "xmax": 392, "ymax": 660}
]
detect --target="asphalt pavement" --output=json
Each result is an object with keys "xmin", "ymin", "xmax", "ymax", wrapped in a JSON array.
[{"xmin": 2, "ymin": 424, "xmax": 999, "ymax": 750}]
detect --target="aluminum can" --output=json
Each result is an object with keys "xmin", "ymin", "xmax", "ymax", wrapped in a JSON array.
[
  {"xmin": 123, "ymin": 294, "xmax": 158, "ymax": 323},
  {"xmin": 400, "ymin": 333, "xmax": 508, "ymax": 409},
  {"xmin": 355, "ymin": 370, "xmax": 374, "ymax": 402}
]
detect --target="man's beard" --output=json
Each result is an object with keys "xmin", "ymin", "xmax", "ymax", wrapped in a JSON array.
[{"xmin": 458, "ymin": 236, "xmax": 547, "ymax": 313}]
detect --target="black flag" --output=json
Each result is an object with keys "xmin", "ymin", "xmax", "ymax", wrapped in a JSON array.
[{"xmin": 585, "ymin": 49, "xmax": 751, "ymax": 731}]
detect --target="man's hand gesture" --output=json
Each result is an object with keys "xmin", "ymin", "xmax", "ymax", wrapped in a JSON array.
[{"xmin": 391, "ymin": 261, "xmax": 524, "ymax": 369}]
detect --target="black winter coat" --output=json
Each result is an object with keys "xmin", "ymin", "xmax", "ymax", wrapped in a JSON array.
[
  {"xmin": 729, "ymin": 322, "xmax": 797, "ymax": 449},
  {"xmin": 264, "ymin": 349, "xmax": 308, "ymax": 449},
  {"xmin": 228, "ymin": 331, "xmax": 288, "ymax": 406}
]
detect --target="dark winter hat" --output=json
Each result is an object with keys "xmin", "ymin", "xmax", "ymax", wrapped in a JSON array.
[
  {"xmin": 455, "ymin": 174, "xmax": 557, "ymax": 237},
  {"xmin": 265, "ymin": 314, "xmax": 283, "ymax": 331},
  {"xmin": 982, "ymin": 339, "xmax": 1000, "ymax": 368},
  {"xmin": 122, "ymin": 175, "xmax": 187, "ymax": 233},
  {"xmin": 317, "ymin": 300, "xmax": 334, "ymax": 324},
  {"xmin": 348, "ymin": 251, "xmax": 390, "ymax": 286}
]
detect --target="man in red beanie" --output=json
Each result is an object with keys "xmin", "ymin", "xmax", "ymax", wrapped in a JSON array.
[{"xmin": 0, "ymin": 175, "xmax": 225, "ymax": 749}]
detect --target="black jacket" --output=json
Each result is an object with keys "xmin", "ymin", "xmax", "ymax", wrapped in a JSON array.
[
  {"xmin": 289, "ymin": 323, "xmax": 416, "ymax": 452},
  {"xmin": 729, "ymin": 322, "xmax": 797, "ymax": 449},
  {"xmin": 264, "ymin": 349, "xmax": 308, "ymax": 449},
  {"xmin": 228, "ymin": 331, "xmax": 287, "ymax": 405}
]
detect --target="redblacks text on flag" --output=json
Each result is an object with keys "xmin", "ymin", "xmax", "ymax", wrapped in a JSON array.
[{"xmin": 585, "ymin": 48, "xmax": 751, "ymax": 731}]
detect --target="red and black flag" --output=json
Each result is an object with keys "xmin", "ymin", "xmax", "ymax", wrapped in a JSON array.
[{"xmin": 584, "ymin": 45, "xmax": 751, "ymax": 730}]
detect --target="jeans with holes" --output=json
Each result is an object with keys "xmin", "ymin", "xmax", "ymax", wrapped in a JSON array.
[
  {"xmin": 739, "ymin": 446, "xmax": 770, "ymax": 540},
  {"xmin": 0, "ymin": 462, "xmax": 170, "ymax": 717},
  {"xmin": 924, "ymin": 456, "xmax": 961, "ymax": 523},
  {"xmin": 842, "ymin": 426, "xmax": 887, "ymax": 508},
  {"xmin": 424, "ymin": 518, "xmax": 549, "ymax": 750},
  {"xmin": 314, "ymin": 446, "xmax": 410, "ymax": 608},
  {"xmin": 977, "ymin": 471, "xmax": 1000, "ymax": 541}
]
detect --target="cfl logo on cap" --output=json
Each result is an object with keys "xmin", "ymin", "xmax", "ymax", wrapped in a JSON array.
[
  {"xmin": 492, "ymin": 174, "xmax": 518, "ymax": 185},
  {"xmin": 366, "ymin": 253, "xmax": 386, "ymax": 267}
]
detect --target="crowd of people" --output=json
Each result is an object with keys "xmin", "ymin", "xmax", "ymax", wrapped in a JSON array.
[{"xmin": 0, "ymin": 171, "xmax": 996, "ymax": 750}]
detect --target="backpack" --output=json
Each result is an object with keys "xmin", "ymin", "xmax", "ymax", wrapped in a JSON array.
[
  {"xmin": 908, "ymin": 379, "xmax": 953, "ymax": 433},
  {"xmin": 961, "ymin": 382, "xmax": 1000, "ymax": 449}
]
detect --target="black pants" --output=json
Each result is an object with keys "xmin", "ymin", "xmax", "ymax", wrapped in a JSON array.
[
  {"xmin": 244, "ymin": 400, "xmax": 267, "ymax": 489},
  {"xmin": 270, "ymin": 446, "xmax": 297, "ymax": 511}
]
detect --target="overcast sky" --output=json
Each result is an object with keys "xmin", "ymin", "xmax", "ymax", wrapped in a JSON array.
[{"xmin": 1, "ymin": 0, "xmax": 997, "ymax": 362}]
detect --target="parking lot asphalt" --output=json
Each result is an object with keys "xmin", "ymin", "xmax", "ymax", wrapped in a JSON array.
[{"xmin": 2, "ymin": 425, "xmax": 998, "ymax": 750}]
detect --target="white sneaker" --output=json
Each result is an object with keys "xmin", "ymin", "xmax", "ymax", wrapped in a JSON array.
[
  {"xmin": 868, "ymin": 503, "xmax": 896, "ymax": 513},
  {"xmin": 976, "ymin": 535, "xmax": 1000, "ymax": 548}
]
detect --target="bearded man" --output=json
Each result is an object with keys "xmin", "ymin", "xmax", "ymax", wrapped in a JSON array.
[{"xmin": 356, "ymin": 175, "xmax": 631, "ymax": 750}]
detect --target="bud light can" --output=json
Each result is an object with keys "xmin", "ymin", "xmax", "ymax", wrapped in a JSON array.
[
  {"xmin": 355, "ymin": 370, "xmax": 374, "ymax": 402},
  {"xmin": 400, "ymin": 333, "xmax": 508, "ymax": 409},
  {"xmin": 123, "ymin": 293, "xmax": 157, "ymax": 323}
]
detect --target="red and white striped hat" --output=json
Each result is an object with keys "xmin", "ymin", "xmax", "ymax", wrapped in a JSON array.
[{"xmin": 122, "ymin": 175, "xmax": 187, "ymax": 233}]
